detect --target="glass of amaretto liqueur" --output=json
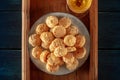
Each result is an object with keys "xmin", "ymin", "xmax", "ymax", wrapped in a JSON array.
[{"xmin": 66, "ymin": 0, "xmax": 92, "ymax": 18}]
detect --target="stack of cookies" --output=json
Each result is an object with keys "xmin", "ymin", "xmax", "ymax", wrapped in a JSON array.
[{"xmin": 28, "ymin": 15, "xmax": 86, "ymax": 72}]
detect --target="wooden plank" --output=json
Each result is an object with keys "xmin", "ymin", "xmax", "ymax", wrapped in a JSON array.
[
  {"xmin": 22, "ymin": 0, "xmax": 30, "ymax": 80},
  {"xmin": 1, "ymin": 50, "xmax": 119, "ymax": 80},
  {"xmin": 0, "ymin": 0, "xmax": 21, "ymax": 10},
  {"xmin": 0, "ymin": 50, "xmax": 21, "ymax": 80},
  {"xmin": 1, "ymin": 12, "xmax": 120, "ymax": 50},
  {"xmin": 99, "ymin": 50, "xmax": 120, "ymax": 80},
  {"xmin": 99, "ymin": 12, "xmax": 120, "ymax": 49},
  {"xmin": 0, "ymin": 12, "xmax": 21, "ymax": 49},
  {"xmin": 89, "ymin": 0, "xmax": 98, "ymax": 79},
  {"xmin": 99, "ymin": 0, "xmax": 120, "ymax": 12},
  {"xmin": 1, "ymin": 0, "xmax": 120, "ymax": 12}
]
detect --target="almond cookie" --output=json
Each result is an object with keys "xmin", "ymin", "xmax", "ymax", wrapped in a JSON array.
[
  {"xmin": 52, "ymin": 25, "xmax": 66, "ymax": 38},
  {"xmin": 40, "ymin": 50, "xmax": 50, "ymax": 63},
  {"xmin": 66, "ymin": 46, "xmax": 76, "ymax": 53},
  {"xmin": 75, "ymin": 35, "xmax": 86, "ymax": 48},
  {"xmin": 49, "ymin": 38, "xmax": 65, "ymax": 52},
  {"xmin": 59, "ymin": 17, "xmax": 71, "ymax": 28},
  {"xmin": 73, "ymin": 47, "xmax": 86, "ymax": 59},
  {"xmin": 66, "ymin": 58, "xmax": 79, "ymax": 71},
  {"xmin": 46, "ymin": 63, "xmax": 59, "ymax": 72},
  {"xmin": 32, "ymin": 46, "xmax": 42, "ymax": 59},
  {"xmin": 36, "ymin": 23, "xmax": 49, "ymax": 35},
  {"xmin": 64, "ymin": 35, "xmax": 76, "ymax": 46},
  {"xmin": 46, "ymin": 16, "xmax": 58, "ymax": 28},
  {"xmin": 54, "ymin": 46, "xmax": 67, "ymax": 57},
  {"xmin": 47, "ymin": 53, "xmax": 64, "ymax": 66},
  {"xmin": 29, "ymin": 34, "xmax": 41, "ymax": 47},
  {"xmin": 41, "ymin": 42, "xmax": 50, "ymax": 49},
  {"xmin": 40, "ymin": 32, "xmax": 54, "ymax": 44},
  {"xmin": 66, "ymin": 26, "xmax": 79, "ymax": 35},
  {"xmin": 63, "ymin": 53, "xmax": 75, "ymax": 64}
]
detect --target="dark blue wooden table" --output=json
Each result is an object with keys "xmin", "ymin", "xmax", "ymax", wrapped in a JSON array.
[{"xmin": 0, "ymin": 0, "xmax": 120, "ymax": 80}]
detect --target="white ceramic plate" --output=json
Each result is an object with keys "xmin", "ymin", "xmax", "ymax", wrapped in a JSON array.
[{"xmin": 28, "ymin": 12, "xmax": 90, "ymax": 75}]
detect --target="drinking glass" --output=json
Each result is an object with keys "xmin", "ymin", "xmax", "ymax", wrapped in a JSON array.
[{"xmin": 66, "ymin": 0, "xmax": 92, "ymax": 18}]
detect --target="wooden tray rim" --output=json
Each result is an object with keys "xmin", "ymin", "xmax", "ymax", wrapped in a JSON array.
[{"xmin": 22, "ymin": 0, "xmax": 98, "ymax": 80}]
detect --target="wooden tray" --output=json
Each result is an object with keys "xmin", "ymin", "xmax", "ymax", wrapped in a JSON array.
[{"xmin": 22, "ymin": 0, "xmax": 98, "ymax": 80}]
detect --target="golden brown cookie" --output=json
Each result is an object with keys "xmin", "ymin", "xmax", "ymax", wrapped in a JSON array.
[
  {"xmin": 46, "ymin": 63, "xmax": 59, "ymax": 72},
  {"xmin": 32, "ymin": 46, "xmax": 42, "ymax": 59},
  {"xmin": 75, "ymin": 35, "xmax": 86, "ymax": 48},
  {"xmin": 41, "ymin": 42, "xmax": 50, "ymax": 49},
  {"xmin": 40, "ymin": 50, "xmax": 50, "ymax": 63},
  {"xmin": 52, "ymin": 25, "xmax": 66, "ymax": 38},
  {"xmin": 73, "ymin": 47, "xmax": 86, "ymax": 59},
  {"xmin": 47, "ymin": 53, "xmax": 63, "ymax": 66},
  {"xmin": 66, "ymin": 58, "xmax": 79, "ymax": 71},
  {"xmin": 64, "ymin": 35, "xmax": 76, "ymax": 46},
  {"xmin": 66, "ymin": 46, "xmax": 76, "ymax": 53},
  {"xmin": 36, "ymin": 23, "xmax": 49, "ymax": 35},
  {"xmin": 49, "ymin": 38, "xmax": 65, "ymax": 52},
  {"xmin": 54, "ymin": 46, "xmax": 67, "ymax": 57},
  {"xmin": 63, "ymin": 53, "xmax": 75, "ymax": 64},
  {"xmin": 29, "ymin": 34, "xmax": 41, "ymax": 47},
  {"xmin": 40, "ymin": 32, "xmax": 54, "ymax": 44},
  {"xmin": 66, "ymin": 26, "xmax": 79, "ymax": 35},
  {"xmin": 59, "ymin": 17, "xmax": 71, "ymax": 28},
  {"xmin": 45, "ymin": 16, "xmax": 58, "ymax": 28}
]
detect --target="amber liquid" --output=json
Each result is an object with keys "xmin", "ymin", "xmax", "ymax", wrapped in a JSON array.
[
  {"xmin": 76, "ymin": 0, "xmax": 83, "ymax": 7},
  {"xmin": 66, "ymin": 0, "xmax": 91, "ymax": 18},
  {"xmin": 66, "ymin": 1, "xmax": 88, "ymax": 19}
]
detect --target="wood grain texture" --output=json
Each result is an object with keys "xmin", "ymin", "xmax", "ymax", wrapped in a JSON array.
[
  {"xmin": 0, "ymin": 12, "xmax": 21, "ymax": 49},
  {"xmin": 99, "ymin": 12, "xmax": 120, "ymax": 49},
  {"xmin": 0, "ymin": 50, "xmax": 21, "ymax": 80},
  {"xmin": 99, "ymin": 50, "xmax": 120, "ymax": 80},
  {"xmin": 89, "ymin": 0, "xmax": 98, "ymax": 80},
  {"xmin": 99, "ymin": 0, "xmax": 120, "ymax": 12},
  {"xmin": 30, "ymin": 60, "xmax": 77, "ymax": 80},
  {"xmin": 22, "ymin": 0, "xmax": 98, "ymax": 80},
  {"xmin": 22, "ymin": 0, "xmax": 30, "ymax": 80},
  {"xmin": 0, "ymin": 0, "xmax": 21, "ymax": 10}
]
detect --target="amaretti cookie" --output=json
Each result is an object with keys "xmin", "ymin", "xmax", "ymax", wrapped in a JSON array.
[
  {"xmin": 66, "ymin": 58, "xmax": 79, "ymax": 71},
  {"xmin": 73, "ymin": 47, "xmax": 86, "ymax": 59},
  {"xmin": 66, "ymin": 26, "xmax": 79, "ymax": 35},
  {"xmin": 41, "ymin": 42, "xmax": 50, "ymax": 49},
  {"xmin": 66, "ymin": 46, "xmax": 76, "ymax": 53},
  {"xmin": 32, "ymin": 46, "xmax": 42, "ymax": 59},
  {"xmin": 54, "ymin": 46, "xmax": 67, "ymax": 57},
  {"xmin": 40, "ymin": 32, "xmax": 54, "ymax": 44},
  {"xmin": 46, "ymin": 16, "xmax": 58, "ymax": 28},
  {"xmin": 29, "ymin": 34, "xmax": 41, "ymax": 47},
  {"xmin": 51, "ymin": 25, "xmax": 66, "ymax": 38},
  {"xmin": 64, "ymin": 35, "xmax": 76, "ymax": 46},
  {"xmin": 47, "ymin": 53, "xmax": 63, "ymax": 66},
  {"xmin": 49, "ymin": 38, "xmax": 65, "ymax": 52},
  {"xmin": 40, "ymin": 50, "xmax": 50, "ymax": 63},
  {"xmin": 63, "ymin": 53, "xmax": 75, "ymax": 64},
  {"xmin": 59, "ymin": 17, "xmax": 71, "ymax": 28},
  {"xmin": 36, "ymin": 23, "xmax": 49, "ymax": 35},
  {"xmin": 75, "ymin": 35, "xmax": 86, "ymax": 48},
  {"xmin": 46, "ymin": 63, "xmax": 59, "ymax": 72}
]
